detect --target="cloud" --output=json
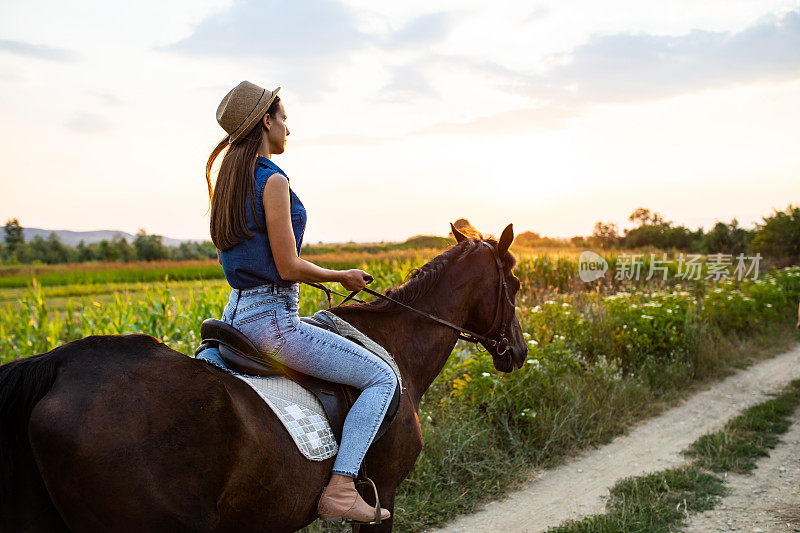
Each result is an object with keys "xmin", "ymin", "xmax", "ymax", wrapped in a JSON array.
[
  {"xmin": 299, "ymin": 131, "xmax": 401, "ymax": 147},
  {"xmin": 374, "ymin": 63, "xmax": 439, "ymax": 102},
  {"xmin": 64, "ymin": 113, "xmax": 113, "ymax": 133},
  {"xmin": 518, "ymin": 8, "xmax": 800, "ymax": 105},
  {"xmin": 164, "ymin": 3, "xmax": 800, "ymax": 139},
  {"xmin": 300, "ymin": 104, "xmax": 578, "ymax": 146},
  {"xmin": 164, "ymin": 0, "xmax": 366, "ymax": 58},
  {"xmin": 375, "ymin": 52, "xmax": 521, "ymax": 106},
  {"xmin": 163, "ymin": 2, "xmax": 466, "ymax": 100},
  {"xmin": 381, "ymin": 12, "xmax": 457, "ymax": 49},
  {"xmin": 0, "ymin": 66, "xmax": 22, "ymax": 83},
  {"xmin": 94, "ymin": 92, "xmax": 124, "ymax": 106},
  {"xmin": 424, "ymin": 105, "xmax": 579, "ymax": 137},
  {"xmin": 524, "ymin": 7, "xmax": 549, "ymax": 23},
  {"xmin": 372, "ymin": 13, "xmax": 462, "ymax": 101},
  {"xmin": 0, "ymin": 39, "xmax": 77, "ymax": 62},
  {"xmin": 394, "ymin": 7, "xmax": 800, "ymax": 137},
  {"xmin": 160, "ymin": 0, "xmax": 368, "ymax": 97}
]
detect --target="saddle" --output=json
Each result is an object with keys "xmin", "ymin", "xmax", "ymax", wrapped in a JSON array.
[{"xmin": 195, "ymin": 317, "xmax": 401, "ymax": 444}]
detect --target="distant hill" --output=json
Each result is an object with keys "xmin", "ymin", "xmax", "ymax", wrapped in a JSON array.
[{"xmin": 1, "ymin": 228, "xmax": 189, "ymax": 247}]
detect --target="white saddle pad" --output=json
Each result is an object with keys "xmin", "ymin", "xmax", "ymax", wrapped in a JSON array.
[
  {"xmin": 197, "ymin": 349, "xmax": 338, "ymax": 461},
  {"xmin": 236, "ymin": 374, "xmax": 338, "ymax": 461},
  {"xmin": 195, "ymin": 311, "xmax": 401, "ymax": 462}
]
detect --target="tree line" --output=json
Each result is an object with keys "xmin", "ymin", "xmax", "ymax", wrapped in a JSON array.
[
  {"xmin": 3, "ymin": 203, "xmax": 798, "ymax": 265},
  {"xmin": 585, "ymin": 204, "xmax": 799, "ymax": 261},
  {"xmin": 0, "ymin": 220, "xmax": 216, "ymax": 264},
  {"xmin": 491, "ymin": 203, "xmax": 800, "ymax": 262}
]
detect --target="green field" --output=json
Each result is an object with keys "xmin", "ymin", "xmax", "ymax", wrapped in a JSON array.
[{"xmin": 1, "ymin": 250, "xmax": 799, "ymax": 532}]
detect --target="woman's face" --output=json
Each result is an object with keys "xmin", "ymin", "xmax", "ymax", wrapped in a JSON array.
[{"xmin": 263, "ymin": 101, "xmax": 289, "ymax": 155}]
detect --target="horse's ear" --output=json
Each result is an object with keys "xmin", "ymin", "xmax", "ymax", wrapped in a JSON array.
[
  {"xmin": 451, "ymin": 223, "xmax": 468, "ymax": 244},
  {"xmin": 497, "ymin": 223, "xmax": 514, "ymax": 254}
]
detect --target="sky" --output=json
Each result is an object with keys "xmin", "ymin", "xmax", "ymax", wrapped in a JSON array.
[{"xmin": 0, "ymin": 0, "xmax": 798, "ymax": 243}]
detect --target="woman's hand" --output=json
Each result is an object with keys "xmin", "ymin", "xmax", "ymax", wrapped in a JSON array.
[{"xmin": 340, "ymin": 269, "xmax": 372, "ymax": 291}]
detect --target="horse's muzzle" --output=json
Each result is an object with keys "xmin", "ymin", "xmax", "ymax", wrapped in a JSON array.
[{"xmin": 493, "ymin": 344, "xmax": 527, "ymax": 373}]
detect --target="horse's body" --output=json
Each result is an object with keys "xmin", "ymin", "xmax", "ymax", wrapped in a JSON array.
[{"xmin": 0, "ymin": 230, "xmax": 526, "ymax": 532}]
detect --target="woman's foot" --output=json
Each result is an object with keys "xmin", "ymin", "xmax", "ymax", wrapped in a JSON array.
[{"xmin": 317, "ymin": 474, "xmax": 391, "ymax": 524}]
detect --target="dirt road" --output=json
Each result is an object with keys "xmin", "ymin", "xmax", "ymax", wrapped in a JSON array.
[
  {"xmin": 430, "ymin": 343, "xmax": 800, "ymax": 533},
  {"xmin": 687, "ymin": 409, "xmax": 800, "ymax": 532}
]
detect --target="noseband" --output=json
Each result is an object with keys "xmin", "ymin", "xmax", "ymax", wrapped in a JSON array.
[{"xmin": 305, "ymin": 241, "xmax": 515, "ymax": 355}]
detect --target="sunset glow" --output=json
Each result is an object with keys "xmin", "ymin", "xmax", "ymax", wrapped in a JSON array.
[{"xmin": 1, "ymin": 0, "xmax": 798, "ymax": 243}]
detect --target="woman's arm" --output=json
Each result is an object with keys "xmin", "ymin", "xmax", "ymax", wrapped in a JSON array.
[{"xmin": 263, "ymin": 173, "xmax": 369, "ymax": 291}]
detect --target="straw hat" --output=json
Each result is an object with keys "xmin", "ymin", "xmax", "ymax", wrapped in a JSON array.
[{"xmin": 216, "ymin": 81, "xmax": 280, "ymax": 144}]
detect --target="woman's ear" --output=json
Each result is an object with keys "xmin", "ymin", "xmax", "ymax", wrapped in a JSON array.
[{"xmin": 262, "ymin": 114, "xmax": 270, "ymax": 130}]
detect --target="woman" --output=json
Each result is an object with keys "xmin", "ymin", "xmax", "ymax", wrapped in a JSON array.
[{"xmin": 206, "ymin": 81, "xmax": 395, "ymax": 524}]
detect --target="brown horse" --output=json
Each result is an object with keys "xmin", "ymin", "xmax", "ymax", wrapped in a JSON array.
[{"xmin": 0, "ymin": 225, "xmax": 527, "ymax": 532}]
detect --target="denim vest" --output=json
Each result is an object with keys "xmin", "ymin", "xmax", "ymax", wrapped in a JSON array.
[{"xmin": 219, "ymin": 156, "xmax": 307, "ymax": 289}]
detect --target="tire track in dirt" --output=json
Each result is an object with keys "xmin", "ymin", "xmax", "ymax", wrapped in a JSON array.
[{"xmin": 430, "ymin": 343, "xmax": 800, "ymax": 533}]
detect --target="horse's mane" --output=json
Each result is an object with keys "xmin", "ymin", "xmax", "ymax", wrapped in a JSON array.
[{"xmin": 351, "ymin": 233, "xmax": 517, "ymax": 313}]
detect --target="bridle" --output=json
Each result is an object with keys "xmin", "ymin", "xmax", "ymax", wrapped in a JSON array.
[
  {"xmin": 305, "ymin": 241, "xmax": 515, "ymax": 356},
  {"xmin": 305, "ymin": 241, "xmax": 513, "ymax": 355}
]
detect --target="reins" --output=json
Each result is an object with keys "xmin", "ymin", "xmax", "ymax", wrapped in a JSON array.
[{"xmin": 303, "ymin": 241, "xmax": 513, "ymax": 355}]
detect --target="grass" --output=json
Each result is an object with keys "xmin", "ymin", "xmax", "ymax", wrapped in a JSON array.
[
  {"xmin": 391, "ymin": 325, "xmax": 799, "ymax": 532},
  {"xmin": 549, "ymin": 379, "xmax": 800, "ymax": 532},
  {"xmin": 684, "ymin": 380, "xmax": 800, "ymax": 473},
  {"xmin": 304, "ymin": 323, "xmax": 800, "ymax": 533},
  {"xmin": 0, "ymin": 279, "xmax": 231, "ymax": 310},
  {"xmin": 0, "ymin": 249, "xmax": 445, "ymax": 289},
  {"xmin": 549, "ymin": 468, "xmax": 726, "ymax": 533},
  {"xmin": 0, "ymin": 246, "xmax": 735, "ymax": 296},
  {"xmin": 0, "ymin": 259, "xmax": 225, "ymax": 288},
  {"xmin": 1, "ymin": 255, "xmax": 798, "ymax": 532}
]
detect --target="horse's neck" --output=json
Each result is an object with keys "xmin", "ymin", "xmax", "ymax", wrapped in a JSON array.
[{"xmin": 331, "ymin": 281, "xmax": 471, "ymax": 410}]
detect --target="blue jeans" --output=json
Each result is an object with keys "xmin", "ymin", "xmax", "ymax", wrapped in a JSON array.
[{"xmin": 221, "ymin": 282, "xmax": 397, "ymax": 477}]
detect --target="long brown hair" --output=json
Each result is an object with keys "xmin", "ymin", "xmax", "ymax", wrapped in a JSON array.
[{"xmin": 206, "ymin": 96, "xmax": 282, "ymax": 251}]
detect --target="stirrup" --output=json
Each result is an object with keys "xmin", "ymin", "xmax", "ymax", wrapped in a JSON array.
[
  {"xmin": 319, "ymin": 477, "xmax": 384, "ymax": 526},
  {"xmin": 349, "ymin": 478, "xmax": 383, "ymax": 525}
]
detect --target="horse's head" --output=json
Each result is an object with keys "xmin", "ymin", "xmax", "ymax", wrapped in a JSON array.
[{"xmin": 451, "ymin": 222, "xmax": 527, "ymax": 373}]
